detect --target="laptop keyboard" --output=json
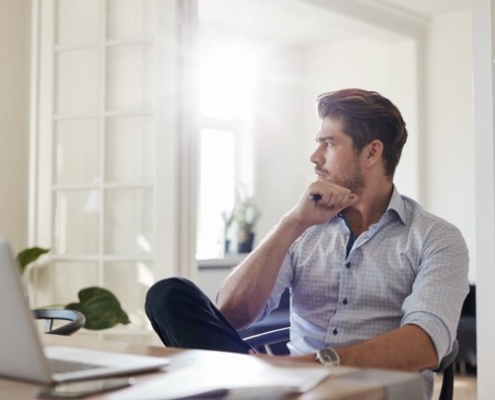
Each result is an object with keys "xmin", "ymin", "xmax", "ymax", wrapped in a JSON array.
[{"xmin": 49, "ymin": 358, "xmax": 102, "ymax": 373}]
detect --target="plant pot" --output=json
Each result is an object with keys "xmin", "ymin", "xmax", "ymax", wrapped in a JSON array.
[{"xmin": 237, "ymin": 229, "xmax": 255, "ymax": 253}]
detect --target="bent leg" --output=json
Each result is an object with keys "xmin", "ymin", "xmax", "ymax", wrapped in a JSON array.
[{"xmin": 145, "ymin": 277, "xmax": 252, "ymax": 353}]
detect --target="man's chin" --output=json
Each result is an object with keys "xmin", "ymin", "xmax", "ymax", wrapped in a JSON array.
[{"xmin": 316, "ymin": 175, "xmax": 340, "ymax": 185}]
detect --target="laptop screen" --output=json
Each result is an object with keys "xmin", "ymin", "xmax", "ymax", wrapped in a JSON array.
[{"xmin": 0, "ymin": 238, "xmax": 53, "ymax": 384}]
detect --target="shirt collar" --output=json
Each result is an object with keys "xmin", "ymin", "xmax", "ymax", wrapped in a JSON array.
[
  {"xmin": 336, "ymin": 185, "xmax": 406, "ymax": 225},
  {"xmin": 386, "ymin": 186, "xmax": 406, "ymax": 225}
]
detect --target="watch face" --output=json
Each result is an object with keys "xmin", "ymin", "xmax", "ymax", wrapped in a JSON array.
[{"xmin": 317, "ymin": 348, "xmax": 339, "ymax": 366}]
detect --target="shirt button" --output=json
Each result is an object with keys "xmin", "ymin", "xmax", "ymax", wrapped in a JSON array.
[
  {"xmin": 333, "ymin": 328, "xmax": 338, "ymax": 335},
  {"xmin": 342, "ymin": 298, "xmax": 348, "ymax": 305},
  {"xmin": 346, "ymin": 262, "xmax": 351, "ymax": 269}
]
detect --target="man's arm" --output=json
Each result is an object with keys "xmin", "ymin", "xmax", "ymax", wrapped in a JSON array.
[
  {"xmin": 286, "ymin": 324, "xmax": 438, "ymax": 372},
  {"xmin": 216, "ymin": 182, "xmax": 357, "ymax": 330},
  {"xmin": 216, "ymin": 216, "xmax": 307, "ymax": 330}
]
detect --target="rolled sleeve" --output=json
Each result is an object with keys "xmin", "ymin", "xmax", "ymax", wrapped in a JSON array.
[
  {"xmin": 401, "ymin": 221, "xmax": 469, "ymax": 364},
  {"xmin": 403, "ymin": 311, "xmax": 451, "ymax": 367}
]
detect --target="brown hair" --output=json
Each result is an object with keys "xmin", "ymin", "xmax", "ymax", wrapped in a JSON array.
[{"xmin": 317, "ymin": 88, "xmax": 407, "ymax": 178}]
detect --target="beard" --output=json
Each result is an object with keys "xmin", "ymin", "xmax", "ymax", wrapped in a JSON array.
[
  {"xmin": 337, "ymin": 171, "xmax": 365, "ymax": 195},
  {"xmin": 318, "ymin": 158, "xmax": 365, "ymax": 195}
]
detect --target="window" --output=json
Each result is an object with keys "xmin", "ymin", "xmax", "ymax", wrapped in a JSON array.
[
  {"xmin": 196, "ymin": 26, "xmax": 260, "ymax": 260},
  {"xmin": 196, "ymin": 129, "xmax": 235, "ymax": 259},
  {"xmin": 31, "ymin": 0, "xmax": 182, "ymax": 341}
]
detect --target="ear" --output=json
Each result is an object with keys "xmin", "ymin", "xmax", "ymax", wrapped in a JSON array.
[{"xmin": 364, "ymin": 140, "xmax": 383, "ymax": 166}]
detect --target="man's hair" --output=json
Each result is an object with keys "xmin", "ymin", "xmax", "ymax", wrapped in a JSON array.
[{"xmin": 317, "ymin": 88, "xmax": 408, "ymax": 178}]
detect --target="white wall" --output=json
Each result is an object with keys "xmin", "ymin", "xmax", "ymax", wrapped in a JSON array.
[
  {"xmin": 472, "ymin": 1, "xmax": 495, "ymax": 397},
  {"xmin": 253, "ymin": 44, "xmax": 307, "ymax": 241},
  {"xmin": 424, "ymin": 11, "xmax": 475, "ymax": 282},
  {"xmin": 0, "ymin": 0, "xmax": 31, "ymax": 253}
]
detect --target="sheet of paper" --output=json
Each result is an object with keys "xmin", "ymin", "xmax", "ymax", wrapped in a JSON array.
[{"xmin": 106, "ymin": 362, "xmax": 331, "ymax": 400}]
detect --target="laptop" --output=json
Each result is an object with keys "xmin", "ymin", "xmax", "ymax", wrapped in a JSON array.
[{"xmin": 0, "ymin": 238, "xmax": 170, "ymax": 385}]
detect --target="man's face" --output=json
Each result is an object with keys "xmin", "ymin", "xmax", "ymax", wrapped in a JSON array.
[{"xmin": 310, "ymin": 117, "xmax": 365, "ymax": 195}]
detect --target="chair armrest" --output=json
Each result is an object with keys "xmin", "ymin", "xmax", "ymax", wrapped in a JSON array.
[
  {"xmin": 32, "ymin": 309, "xmax": 86, "ymax": 336},
  {"xmin": 243, "ymin": 327, "xmax": 290, "ymax": 348},
  {"xmin": 433, "ymin": 339, "xmax": 459, "ymax": 373}
]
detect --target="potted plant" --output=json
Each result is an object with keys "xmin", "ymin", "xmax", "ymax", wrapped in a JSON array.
[
  {"xmin": 235, "ymin": 193, "xmax": 260, "ymax": 253},
  {"xmin": 222, "ymin": 187, "xmax": 261, "ymax": 254},
  {"xmin": 17, "ymin": 247, "xmax": 130, "ymax": 330}
]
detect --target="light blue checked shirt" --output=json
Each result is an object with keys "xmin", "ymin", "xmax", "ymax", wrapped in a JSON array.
[{"xmin": 256, "ymin": 187, "xmax": 469, "ymax": 400}]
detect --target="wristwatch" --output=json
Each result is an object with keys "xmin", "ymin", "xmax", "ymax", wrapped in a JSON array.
[{"xmin": 315, "ymin": 348, "xmax": 341, "ymax": 367}]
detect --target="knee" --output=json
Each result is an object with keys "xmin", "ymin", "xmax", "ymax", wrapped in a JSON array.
[{"xmin": 145, "ymin": 277, "xmax": 194, "ymax": 315}]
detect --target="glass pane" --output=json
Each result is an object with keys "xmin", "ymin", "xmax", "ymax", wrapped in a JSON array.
[
  {"xmin": 103, "ymin": 261, "xmax": 153, "ymax": 328},
  {"xmin": 56, "ymin": 50, "xmax": 100, "ymax": 115},
  {"xmin": 55, "ymin": 119, "xmax": 100, "ymax": 185},
  {"xmin": 57, "ymin": 0, "xmax": 100, "ymax": 46},
  {"xmin": 107, "ymin": 0, "xmax": 154, "ymax": 40},
  {"xmin": 106, "ymin": 45, "xmax": 152, "ymax": 111},
  {"xmin": 52, "ymin": 261, "xmax": 99, "ymax": 305},
  {"xmin": 196, "ymin": 129, "xmax": 235, "ymax": 259},
  {"xmin": 54, "ymin": 190, "xmax": 100, "ymax": 255},
  {"xmin": 105, "ymin": 116, "xmax": 153, "ymax": 183},
  {"xmin": 104, "ymin": 189, "xmax": 153, "ymax": 256}
]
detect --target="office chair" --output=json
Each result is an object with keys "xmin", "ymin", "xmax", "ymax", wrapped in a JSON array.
[
  {"xmin": 244, "ymin": 328, "xmax": 459, "ymax": 400},
  {"xmin": 433, "ymin": 339, "xmax": 459, "ymax": 400},
  {"xmin": 33, "ymin": 309, "xmax": 86, "ymax": 336},
  {"xmin": 244, "ymin": 327, "xmax": 290, "ymax": 354}
]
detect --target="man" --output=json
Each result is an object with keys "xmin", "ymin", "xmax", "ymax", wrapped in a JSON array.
[{"xmin": 145, "ymin": 89, "xmax": 469, "ymax": 400}]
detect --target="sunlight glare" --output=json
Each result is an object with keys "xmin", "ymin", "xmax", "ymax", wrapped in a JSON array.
[
  {"xmin": 196, "ymin": 129, "xmax": 235, "ymax": 259},
  {"xmin": 199, "ymin": 39, "xmax": 258, "ymax": 119}
]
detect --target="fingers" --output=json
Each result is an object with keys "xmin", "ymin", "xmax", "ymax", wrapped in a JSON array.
[
  {"xmin": 308, "ymin": 186, "xmax": 357, "ymax": 208},
  {"xmin": 308, "ymin": 184, "xmax": 356, "ymax": 211},
  {"xmin": 329, "ymin": 190, "xmax": 355, "ymax": 210},
  {"xmin": 293, "ymin": 183, "xmax": 359, "ymax": 227}
]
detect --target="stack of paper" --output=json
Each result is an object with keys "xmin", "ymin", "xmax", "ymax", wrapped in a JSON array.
[{"xmin": 107, "ymin": 362, "xmax": 331, "ymax": 400}]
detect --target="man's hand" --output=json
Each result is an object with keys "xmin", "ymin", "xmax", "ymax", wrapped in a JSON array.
[
  {"xmin": 248, "ymin": 325, "xmax": 437, "ymax": 372},
  {"xmin": 287, "ymin": 182, "xmax": 358, "ymax": 229}
]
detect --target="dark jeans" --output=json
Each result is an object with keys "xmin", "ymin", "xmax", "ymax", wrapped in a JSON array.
[{"xmin": 145, "ymin": 277, "xmax": 253, "ymax": 353}]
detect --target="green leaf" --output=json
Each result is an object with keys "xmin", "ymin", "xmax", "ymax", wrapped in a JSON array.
[
  {"xmin": 66, "ymin": 287, "xmax": 131, "ymax": 330},
  {"xmin": 16, "ymin": 247, "xmax": 50, "ymax": 275}
]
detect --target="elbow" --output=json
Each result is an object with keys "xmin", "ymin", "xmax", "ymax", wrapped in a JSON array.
[
  {"xmin": 219, "ymin": 304, "xmax": 252, "ymax": 331},
  {"xmin": 216, "ymin": 290, "xmax": 257, "ymax": 330},
  {"xmin": 423, "ymin": 352, "xmax": 439, "ymax": 372}
]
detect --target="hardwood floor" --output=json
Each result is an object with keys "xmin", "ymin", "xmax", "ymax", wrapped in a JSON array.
[{"xmin": 433, "ymin": 373, "xmax": 477, "ymax": 400}]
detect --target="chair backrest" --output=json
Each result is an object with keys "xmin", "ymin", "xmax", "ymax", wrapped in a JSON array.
[
  {"xmin": 244, "ymin": 328, "xmax": 458, "ymax": 400},
  {"xmin": 433, "ymin": 339, "xmax": 459, "ymax": 400},
  {"xmin": 32, "ymin": 308, "xmax": 86, "ymax": 336}
]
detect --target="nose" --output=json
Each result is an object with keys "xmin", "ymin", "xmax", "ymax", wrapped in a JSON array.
[{"xmin": 310, "ymin": 144, "xmax": 324, "ymax": 166}]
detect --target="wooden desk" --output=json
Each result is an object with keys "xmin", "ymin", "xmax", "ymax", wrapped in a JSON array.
[{"xmin": 0, "ymin": 336, "xmax": 422, "ymax": 400}]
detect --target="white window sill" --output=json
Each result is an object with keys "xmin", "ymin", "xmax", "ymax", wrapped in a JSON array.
[{"xmin": 197, "ymin": 254, "xmax": 247, "ymax": 269}]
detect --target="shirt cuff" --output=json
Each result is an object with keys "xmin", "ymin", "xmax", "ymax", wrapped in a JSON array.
[{"xmin": 402, "ymin": 311, "xmax": 451, "ymax": 368}]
